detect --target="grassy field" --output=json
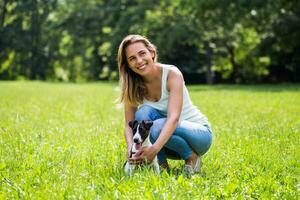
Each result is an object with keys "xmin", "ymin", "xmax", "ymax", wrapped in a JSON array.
[{"xmin": 0, "ymin": 81, "xmax": 299, "ymax": 199}]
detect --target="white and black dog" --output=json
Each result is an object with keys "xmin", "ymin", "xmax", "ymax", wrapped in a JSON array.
[{"xmin": 124, "ymin": 120, "xmax": 160, "ymax": 175}]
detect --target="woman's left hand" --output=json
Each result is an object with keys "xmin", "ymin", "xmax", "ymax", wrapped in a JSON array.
[
  {"xmin": 141, "ymin": 146, "xmax": 159, "ymax": 163},
  {"xmin": 129, "ymin": 146, "xmax": 158, "ymax": 164}
]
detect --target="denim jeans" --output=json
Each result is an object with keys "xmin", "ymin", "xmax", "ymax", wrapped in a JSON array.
[{"xmin": 135, "ymin": 105, "xmax": 213, "ymax": 165}]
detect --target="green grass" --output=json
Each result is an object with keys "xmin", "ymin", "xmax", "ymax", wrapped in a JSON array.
[{"xmin": 0, "ymin": 81, "xmax": 299, "ymax": 199}]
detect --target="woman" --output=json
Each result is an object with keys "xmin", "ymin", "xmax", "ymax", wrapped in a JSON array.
[{"xmin": 118, "ymin": 34, "xmax": 212, "ymax": 175}]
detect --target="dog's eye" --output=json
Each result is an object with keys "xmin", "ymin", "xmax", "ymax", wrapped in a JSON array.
[
  {"xmin": 139, "ymin": 127, "xmax": 146, "ymax": 133},
  {"xmin": 132, "ymin": 127, "xmax": 137, "ymax": 133},
  {"xmin": 139, "ymin": 127, "xmax": 148, "ymax": 140}
]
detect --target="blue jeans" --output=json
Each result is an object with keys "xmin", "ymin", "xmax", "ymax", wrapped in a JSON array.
[{"xmin": 135, "ymin": 105, "xmax": 213, "ymax": 165}]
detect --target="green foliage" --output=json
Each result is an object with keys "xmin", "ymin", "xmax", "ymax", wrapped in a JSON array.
[
  {"xmin": 0, "ymin": 82, "xmax": 299, "ymax": 198},
  {"xmin": 0, "ymin": 0, "xmax": 299, "ymax": 83}
]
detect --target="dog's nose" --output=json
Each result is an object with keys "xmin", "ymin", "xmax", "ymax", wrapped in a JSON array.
[{"xmin": 133, "ymin": 138, "xmax": 139, "ymax": 143}]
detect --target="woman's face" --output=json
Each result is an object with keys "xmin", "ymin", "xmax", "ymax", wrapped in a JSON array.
[{"xmin": 125, "ymin": 42, "xmax": 155, "ymax": 76}]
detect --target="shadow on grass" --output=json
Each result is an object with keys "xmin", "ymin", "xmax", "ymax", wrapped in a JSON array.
[
  {"xmin": 114, "ymin": 161, "xmax": 206, "ymax": 180},
  {"xmin": 167, "ymin": 166, "xmax": 207, "ymax": 179}
]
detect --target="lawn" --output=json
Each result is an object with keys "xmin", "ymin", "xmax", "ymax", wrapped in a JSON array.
[{"xmin": 0, "ymin": 81, "xmax": 299, "ymax": 199}]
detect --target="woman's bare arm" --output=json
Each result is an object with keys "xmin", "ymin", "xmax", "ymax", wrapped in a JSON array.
[
  {"xmin": 124, "ymin": 103, "xmax": 137, "ymax": 157},
  {"xmin": 152, "ymin": 67, "xmax": 183, "ymax": 152}
]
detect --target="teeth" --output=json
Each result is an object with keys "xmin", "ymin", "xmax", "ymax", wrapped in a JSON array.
[{"xmin": 139, "ymin": 64, "xmax": 146, "ymax": 70}]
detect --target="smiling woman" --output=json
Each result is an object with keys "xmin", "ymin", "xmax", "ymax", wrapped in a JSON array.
[
  {"xmin": 118, "ymin": 35, "xmax": 159, "ymax": 105},
  {"xmin": 125, "ymin": 42, "xmax": 155, "ymax": 75},
  {"xmin": 117, "ymin": 34, "xmax": 213, "ymax": 176}
]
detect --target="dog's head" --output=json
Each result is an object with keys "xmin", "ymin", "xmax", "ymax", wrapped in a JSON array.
[{"xmin": 129, "ymin": 120, "xmax": 153, "ymax": 145}]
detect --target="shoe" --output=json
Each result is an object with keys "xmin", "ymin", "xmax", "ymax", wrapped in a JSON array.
[
  {"xmin": 184, "ymin": 164, "xmax": 193, "ymax": 177},
  {"xmin": 193, "ymin": 156, "xmax": 202, "ymax": 173},
  {"xmin": 184, "ymin": 156, "xmax": 202, "ymax": 177}
]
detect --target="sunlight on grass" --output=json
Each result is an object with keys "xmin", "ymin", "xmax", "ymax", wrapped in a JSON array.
[{"xmin": 0, "ymin": 81, "xmax": 299, "ymax": 199}]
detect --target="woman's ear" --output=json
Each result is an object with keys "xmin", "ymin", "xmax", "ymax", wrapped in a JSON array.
[{"xmin": 151, "ymin": 51, "xmax": 155, "ymax": 60}]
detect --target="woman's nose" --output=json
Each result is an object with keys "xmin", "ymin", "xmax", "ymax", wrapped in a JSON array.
[{"xmin": 136, "ymin": 56, "xmax": 142, "ymax": 63}]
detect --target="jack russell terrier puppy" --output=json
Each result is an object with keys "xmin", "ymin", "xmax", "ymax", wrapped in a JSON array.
[{"xmin": 124, "ymin": 120, "xmax": 160, "ymax": 175}]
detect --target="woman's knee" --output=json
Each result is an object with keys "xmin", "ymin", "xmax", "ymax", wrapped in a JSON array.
[
  {"xmin": 150, "ymin": 118, "xmax": 166, "ymax": 142},
  {"xmin": 135, "ymin": 105, "xmax": 161, "ymax": 121},
  {"xmin": 174, "ymin": 123, "xmax": 213, "ymax": 156},
  {"xmin": 196, "ymin": 131, "xmax": 213, "ymax": 156},
  {"xmin": 203, "ymin": 133, "xmax": 213, "ymax": 154}
]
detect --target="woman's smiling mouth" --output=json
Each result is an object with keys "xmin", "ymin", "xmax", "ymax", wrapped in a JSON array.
[{"xmin": 138, "ymin": 64, "xmax": 147, "ymax": 70}]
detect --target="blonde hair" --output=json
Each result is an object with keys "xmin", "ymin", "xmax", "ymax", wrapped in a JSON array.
[{"xmin": 117, "ymin": 35, "xmax": 158, "ymax": 106}]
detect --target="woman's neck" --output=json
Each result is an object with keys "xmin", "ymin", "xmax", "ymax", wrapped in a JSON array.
[{"xmin": 143, "ymin": 63, "xmax": 162, "ymax": 84}]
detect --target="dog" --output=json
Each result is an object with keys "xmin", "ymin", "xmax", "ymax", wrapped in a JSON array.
[{"xmin": 124, "ymin": 120, "xmax": 160, "ymax": 175}]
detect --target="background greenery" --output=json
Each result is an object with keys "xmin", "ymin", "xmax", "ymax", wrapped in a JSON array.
[
  {"xmin": 0, "ymin": 82, "xmax": 299, "ymax": 199},
  {"xmin": 1, "ymin": 0, "xmax": 300, "ymax": 83}
]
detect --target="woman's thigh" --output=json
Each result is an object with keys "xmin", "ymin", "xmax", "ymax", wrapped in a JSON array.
[
  {"xmin": 135, "ymin": 105, "xmax": 163, "ymax": 121},
  {"xmin": 174, "ymin": 120, "xmax": 213, "ymax": 156},
  {"xmin": 150, "ymin": 118, "xmax": 213, "ymax": 157}
]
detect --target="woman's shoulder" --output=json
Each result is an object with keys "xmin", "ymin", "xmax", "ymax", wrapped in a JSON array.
[
  {"xmin": 161, "ymin": 63, "xmax": 182, "ymax": 74},
  {"xmin": 161, "ymin": 64, "xmax": 183, "ymax": 84},
  {"xmin": 163, "ymin": 64, "xmax": 183, "ymax": 77},
  {"xmin": 161, "ymin": 63, "xmax": 177, "ymax": 69}
]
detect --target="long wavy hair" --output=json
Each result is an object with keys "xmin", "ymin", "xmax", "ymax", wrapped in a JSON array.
[{"xmin": 117, "ymin": 35, "xmax": 158, "ymax": 106}]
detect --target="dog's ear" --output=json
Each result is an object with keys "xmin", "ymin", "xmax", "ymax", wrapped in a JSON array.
[
  {"xmin": 142, "ymin": 120, "xmax": 153, "ymax": 130},
  {"xmin": 128, "ymin": 120, "xmax": 138, "ymax": 129}
]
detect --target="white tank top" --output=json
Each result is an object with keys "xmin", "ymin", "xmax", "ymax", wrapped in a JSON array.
[{"xmin": 142, "ymin": 64, "xmax": 209, "ymax": 125}]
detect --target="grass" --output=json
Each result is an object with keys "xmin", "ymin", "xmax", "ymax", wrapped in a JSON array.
[{"xmin": 0, "ymin": 81, "xmax": 299, "ymax": 199}]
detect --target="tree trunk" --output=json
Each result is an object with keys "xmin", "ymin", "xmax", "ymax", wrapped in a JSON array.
[
  {"xmin": 92, "ymin": 41, "xmax": 104, "ymax": 80},
  {"xmin": 204, "ymin": 41, "xmax": 214, "ymax": 84},
  {"xmin": 226, "ymin": 44, "xmax": 241, "ymax": 83},
  {"xmin": 30, "ymin": 0, "xmax": 43, "ymax": 79}
]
